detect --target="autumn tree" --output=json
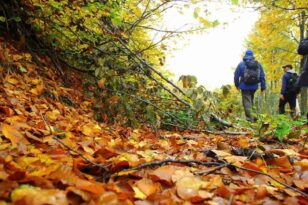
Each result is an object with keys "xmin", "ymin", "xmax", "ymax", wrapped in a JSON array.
[
  {"xmin": 244, "ymin": 0, "xmax": 308, "ymax": 115},
  {"xmin": 0, "ymin": 0, "xmax": 224, "ymax": 129}
]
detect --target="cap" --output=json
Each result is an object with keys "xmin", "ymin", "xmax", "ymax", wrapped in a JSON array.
[{"xmin": 282, "ymin": 64, "xmax": 292, "ymax": 69}]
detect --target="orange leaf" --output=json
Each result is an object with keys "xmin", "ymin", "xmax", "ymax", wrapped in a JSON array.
[
  {"xmin": 97, "ymin": 79, "xmax": 105, "ymax": 88},
  {"xmin": 268, "ymin": 156, "xmax": 292, "ymax": 170},
  {"xmin": 150, "ymin": 165, "xmax": 178, "ymax": 186},
  {"xmin": 135, "ymin": 178, "xmax": 159, "ymax": 197},
  {"xmin": 255, "ymin": 185, "xmax": 268, "ymax": 200},
  {"xmin": 1, "ymin": 123, "xmax": 28, "ymax": 147},
  {"xmin": 293, "ymin": 179, "xmax": 308, "ymax": 190},
  {"xmin": 242, "ymin": 161, "xmax": 263, "ymax": 176},
  {"xmin": 75, "ymin": 178, "xmax": 105, "ymax": 195},
  {"xmin": 94, "ymin": 147, "xmax": 119, "ymax": 159},
  {"xmin": 215, "ymin": 185, "xmax": 231, "ymax": 198},
  {"xmin": 99, "ymin": 192, "xmax": 119, "ymax": 204},
  {"xmin": 238, "ymin": 137, "xmax": 249, "ymax": 148}
]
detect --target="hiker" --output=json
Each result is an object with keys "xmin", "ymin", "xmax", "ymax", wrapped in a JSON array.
[
  {"xmin": 296, "ymin": 37, "xmax": 308, "ymax": 120},
  {"xmin": 279, "ymin": 64, "xmax": 298, "ymax": 118},
  {"xmin": 234, "ymin": 49, "xmax": 266, "ymax": 122}
]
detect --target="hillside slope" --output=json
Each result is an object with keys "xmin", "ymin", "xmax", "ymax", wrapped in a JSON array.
[{"xmin": 0, "ymin": 38, "xmax": 308, "ymax": 204}]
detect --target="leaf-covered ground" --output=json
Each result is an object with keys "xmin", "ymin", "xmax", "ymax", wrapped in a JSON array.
[{"xmin": 0, "ymin": 38, "xmax": 308, "ymax": 205}]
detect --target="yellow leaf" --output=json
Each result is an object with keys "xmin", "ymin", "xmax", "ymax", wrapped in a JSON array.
[
  {"xmin": 1, "ymin": 123, "xmax": 26, "ymax": 147},
  {"xmin": 30, "ymin": 80, "xmax": 44, "ymax": 96},
  {"xmin": 116, "ymin": 169, "xmax": 137, "ymax": 176},
  {"xmin": 296, "ymin": 159, "xmax": 308, "ymax": 168},
  {"xmin": 81, "ymin": 123, "xmax": 101, "ymax": 136},
  {"xmin": 176, "ymin": 176, "xmax": 203, "ymax": 200},
  {"xmin": 25, "ymin": 53, "xmax": 32, "ymax": 61},
  {"xmin": 270, "ymin": 180, "xmax": 285, "ymax": 189},
  {"xmin": 11, "ymin": 186, "xmax": 68, "ymax": 205},
  {"xmin": 135, "ymin": 178, "xmax": 159, "ymax": 197},
  {"xmin": 132, "ymin": 186, "xmax": 147, "ymax": 200},
  {"xmin": 45, "ymin": 109, "xmax": 61, "ymax": 121},
  {"xmin": 5, "ymin": 75, "xmax": 18, "ymax": 85}
]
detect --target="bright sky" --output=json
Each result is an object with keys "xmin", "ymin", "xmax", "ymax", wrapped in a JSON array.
[{"xmin": 163, "ymin": 3, "xmax": 260, "ymax": 91}]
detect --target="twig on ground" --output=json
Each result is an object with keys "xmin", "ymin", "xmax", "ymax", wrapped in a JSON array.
[
  {"xmin": 108, "ymin": 159, "xmax": 222, "ymax": 180},
  {"xmin": 193, "ymin": 163, "xmax": 228, "ymax": 176},
  {"xmin": 40, "ymin": 113, "xmax": 108, "ymax": 171},
  {"xmin": 233, "ymin": 164, "xmax": 308, "ymax": 198},
  {"xmin": 127, "ymin": 159, "xmax": 221, "ymax": 171},
  {"xmin": 228, "ymin": 194, "xmax": 234, "ymax": 205},
  {"xmin": 162, "ymin": 122, "xmax": 247, "ymax": 136}
]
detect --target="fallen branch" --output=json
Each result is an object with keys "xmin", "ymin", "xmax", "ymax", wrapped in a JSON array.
[
  {"xmin": 233, "ymin": 164, "xmax": 308, "ymax": 198},
  {"xmin": 162, "ymin": 122, "xmax": 248, "ymax": 136},
  {"xmin": 126, "ymin": 159, "xmax": 221, "ymax": 171},
  {"xmin": 108, "ymin": 159, "xmax": 222, "ymax": 180},
  {"xmin": 52, "ymin": 136, "xmax": 108, "ymax": 171}
]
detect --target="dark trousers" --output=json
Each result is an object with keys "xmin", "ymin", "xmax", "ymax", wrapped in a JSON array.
[
  {"xmin": 241, "ymin": 90, "xmax": 256, "ymax": 122},
  {"xmin": 279, "ymin": 92, "xmax": 296, "ymax": 117}
]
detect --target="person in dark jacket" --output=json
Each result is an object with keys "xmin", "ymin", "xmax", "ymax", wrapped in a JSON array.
[
  {"xmin": 234, "ymin": 50, "xmax": 266, "ymax": 122},
  {"xmin": 296, "ymin": 38, "xmax": 308, "ymax": 87},
  {"xmin": 279, "ymin": 64, "xmax": 298, "ymax": 117}
]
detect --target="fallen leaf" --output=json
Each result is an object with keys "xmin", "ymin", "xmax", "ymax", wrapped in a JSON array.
[
  {"xmin": 176, "ymin": 176, "xmax": 203, "ymax": 200},
  {"xmin": 135, "ymin": 178, "xmax": 159, "ymax": 197},
  {"xmin": 150, "ymin": 165, "xmax": 178, "ymax": 186},
  {"xmin": 132, "ymin": 186, "xmax": 147, "ymax": 200},
  {"xmin": 242, "ymin": 161, "xmax": 263, "ymax": 176},
  {"xmin": 1, "ymin": 123, "xmax": 28, "ymax": 147},
  {"xmin": 97, "ymin": 79, "xmax": 105, "ymax": 88},
  {"xmin": 267, "ymin": 156, "xmax": 292, "ymax": 170},
  {"xmin": 11, "ymin": 185, "xmax": 68, "ymax": 205},
  {"xmin": 215, "ymin": 185, "xmax": 231, "ymax": 198},
  {"xmin": 293, "ymin": 179, "xmax": 308, "ymax": 190},
  {"xmin": 75, "ymin": 178, "xmax": 105, "ymax": 196}
]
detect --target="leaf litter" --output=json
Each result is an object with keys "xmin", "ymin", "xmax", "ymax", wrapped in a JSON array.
[{"xmin": 0, "ymin": 38, "xmax": 307, "ymax": 205}]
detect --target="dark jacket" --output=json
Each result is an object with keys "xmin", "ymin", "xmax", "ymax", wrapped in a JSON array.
[
  {"xmin": 280, "ymin": 70, "xmax": 297, "ymax": 95},
  {"xmin": 234, "ymin": 55, "xmax": 266, "ymax": 91},
  {"xmin": 297, "ymin": 38, "xmax": 308, "ymax": 87}
]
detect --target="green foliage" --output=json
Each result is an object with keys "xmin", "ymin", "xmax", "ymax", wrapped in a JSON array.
[
  {"xmin": 253, "ymin": 114, "xmax": 306, "ymax": 142},
  {"xmin": 0, "ymin": 16, "xmax": 6, "ymax": 22}
]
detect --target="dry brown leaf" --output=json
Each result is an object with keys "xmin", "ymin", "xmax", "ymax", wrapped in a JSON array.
[
  {"xmin": 150, "ymin": 165, "xmax": 179, "ymax": 186},
  {"xmin": 293, "ymin": 179, "xmax": 308, "ymax": 190}
]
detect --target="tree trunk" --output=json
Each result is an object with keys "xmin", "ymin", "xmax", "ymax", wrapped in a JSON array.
[{"xmin": 299, "ymin": 11, "xmax": 307, "ymax": 116}]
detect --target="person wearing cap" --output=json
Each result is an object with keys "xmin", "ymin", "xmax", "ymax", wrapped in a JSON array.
[
  {"xmin": 279, "ymin": 64, "xmax": 298, "ymax": 117},
  {"xmin": 234, "ymin": 49, "xmax": 266, "ymax": 122}
]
